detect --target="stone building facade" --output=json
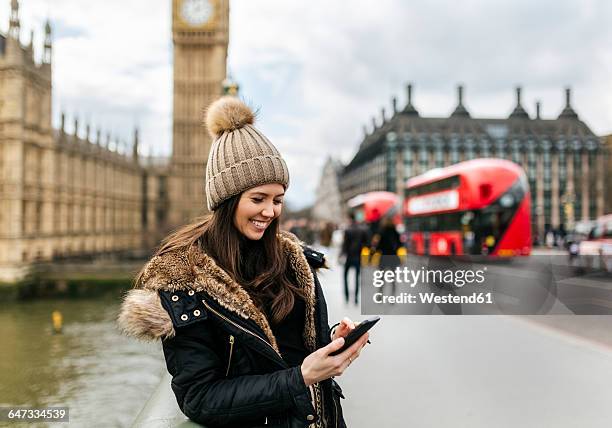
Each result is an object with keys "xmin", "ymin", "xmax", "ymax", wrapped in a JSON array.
[
  {"xmin": 604, "ymin": 134, "xmax": 612, "ymax": 215},
  {"xmin": 0, "ymin": 0, "xmax": 231, "ymax": 281},
  {"xmin": 312, "ymin": 157, "xmax": 344, "ymax": 225},
  {"xmin": 339, "ymin": 83, "xmax": 607, "ymax": 243},
  {"xmin": 0, "ymin": 5, "xmax": 169, "ymax": 281}
]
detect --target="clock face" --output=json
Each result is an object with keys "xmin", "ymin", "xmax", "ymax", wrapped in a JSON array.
[{"xmin": 180, "ymin": 0, "xmax": 213, "ymax": 27}]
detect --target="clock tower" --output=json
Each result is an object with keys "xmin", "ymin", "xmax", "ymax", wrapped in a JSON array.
[{"xmin": 171, "ymin": 0, "xmax": 229, "ymax": 224}]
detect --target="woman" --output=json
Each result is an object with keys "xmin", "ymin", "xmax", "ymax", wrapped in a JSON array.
[{"xmin": 118, "ymin": 97, "xmax": 369, "ymax": 428}]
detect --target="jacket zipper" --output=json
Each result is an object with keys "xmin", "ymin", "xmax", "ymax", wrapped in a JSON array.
[
  {"xmin": 333, "ymin": 395, "xmax": 338, "ymax": 428},
  {"xmin": 225, "ymin": 335, "xmax": 235, "ymax": 377},
  {"xmin": 201, "ymin": 299, "xmax": 282, "ymax": 358}
]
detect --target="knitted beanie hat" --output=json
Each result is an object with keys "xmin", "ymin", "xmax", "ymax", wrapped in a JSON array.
[{"xmin": 204, "ymin": 97, "xmax": 290, "ymax": 211}]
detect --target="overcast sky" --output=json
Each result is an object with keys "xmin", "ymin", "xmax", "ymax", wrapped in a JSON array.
[{"xmin": 2, "ymin": 0, "xmax": 611, "ymax": 209}]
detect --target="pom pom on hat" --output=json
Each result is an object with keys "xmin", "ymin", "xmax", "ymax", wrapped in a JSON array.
[{"xmin": 205, "ymin": 96, "xmax": 255, "ymax": 139}]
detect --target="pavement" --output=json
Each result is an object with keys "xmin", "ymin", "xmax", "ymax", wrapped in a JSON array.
[{"xmin": 317, "ymin": 246, "xmax": 612, "ymax": 428}]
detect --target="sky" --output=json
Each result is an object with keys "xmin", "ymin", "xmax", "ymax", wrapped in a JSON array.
[{"xmin": 1, "ymin": 0, "xmax": 611, "ymax": 209}]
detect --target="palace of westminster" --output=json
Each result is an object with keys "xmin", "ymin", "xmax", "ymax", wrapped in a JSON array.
[{"xmin": 0, "ymin": 0, "xmax": 232, "ymax": 281}]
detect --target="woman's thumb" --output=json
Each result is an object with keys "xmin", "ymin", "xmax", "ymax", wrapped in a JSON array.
[{"xmin": 324, "ymin": 337, "xmax": 345, "ymax": 355}]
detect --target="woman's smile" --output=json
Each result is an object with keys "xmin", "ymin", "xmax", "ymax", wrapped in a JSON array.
[{"xmin": 250, "ymin": 219, "xmax": 270, "ymax": 231}]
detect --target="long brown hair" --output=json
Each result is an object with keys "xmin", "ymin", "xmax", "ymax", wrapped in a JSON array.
[{"xmin": 134, "ymin": 194, "xmax": 307, "ymax": 323}]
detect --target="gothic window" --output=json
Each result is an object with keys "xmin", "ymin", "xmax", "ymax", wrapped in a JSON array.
[
  {"xmin": 480, "ymin": 139, "xmax": 490, "ymax": 157},
  {"xmin": 465, "ymin": 140, "xmax": 475, "ymax": 160},
  {"xmin": 543, "ymin": 147, "xmax": 551, "ymax": 191},
  {"xmin": 589, "ymin": 150, "xmax": 597, "ymax": 219},
  {"xmin": 35, "ymin": 202, "xmax": 42, "ymax": 234},
  {"xmin": 558, "ymin": 150, "xmax": 566, "ymax": 182},
  {"xmin": 496, "ymin": 140, "xmax": 506, "ymax": 158},
  {"xmin": 403, "ymin": 146, "xmax": 412, "ymax": 177},
  {"xmin": 450, "ymin": 141, "xmax": 459, "ymax": 164},
  {"xmin": 419, "ymin": 143, "xmax": 428, "ymax": 163},
  {"xmin": 512, "ymin": 140, "xmax": 521, "ymax": 164},
  {"xmin": 54, "ymin": 203, "xmax": 60, "ymax": 234},
  {"xmin": 67, "ymin": 203, "xmax": 73, "ymax": 232},
  {"xmin": 573, "ymin": 151, "xmax": 581, "ymax": 216},
  {"xmin": 435, "ymin": 142, "xmax": 444, "ymax": 167}
]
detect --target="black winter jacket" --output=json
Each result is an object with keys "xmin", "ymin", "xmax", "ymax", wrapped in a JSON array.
[{"xmin": 118, "ymin": 231, "xmax": 347, "ymax": 428}]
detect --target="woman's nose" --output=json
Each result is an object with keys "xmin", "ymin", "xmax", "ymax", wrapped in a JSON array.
[{"xmin": 261, "ymin": 204, "xmax": 275, "ymax": 218}]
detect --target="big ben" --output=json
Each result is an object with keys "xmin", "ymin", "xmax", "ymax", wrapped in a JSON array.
[{"xmin": 170, "ymin": 0, "xmax": 229, "ymax": 225}]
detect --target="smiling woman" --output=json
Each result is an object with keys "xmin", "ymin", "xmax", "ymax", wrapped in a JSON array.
[{"xmin": 118, "ymin": 97, "xmax": 369, "ymax": 428}]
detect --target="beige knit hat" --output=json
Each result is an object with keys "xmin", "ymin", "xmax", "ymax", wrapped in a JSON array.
[{"xmin": 204, "ymin": 97, "xmax": 290, "ymax": 211}]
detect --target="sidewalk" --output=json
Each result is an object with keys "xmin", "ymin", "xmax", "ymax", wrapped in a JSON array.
[{"xmin": 531, "ymin": 246, "xmax": 567, "ymax": 255}]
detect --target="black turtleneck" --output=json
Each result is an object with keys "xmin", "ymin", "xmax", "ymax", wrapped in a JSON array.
[
  {"xmin": 238, "ymin": 237, "xmax": 309, "ymax": 367},
  {"xmin": 265, "ymin": 296, "xmax": 308, "ymax": 367}
]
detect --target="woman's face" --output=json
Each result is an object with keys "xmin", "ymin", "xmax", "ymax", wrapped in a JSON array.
[{"xmin": 234, "ymin": 183, "xmax": 285, "ymax": 240}]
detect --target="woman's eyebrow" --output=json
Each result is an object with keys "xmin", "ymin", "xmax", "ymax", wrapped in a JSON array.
[{"xmin": 249, "ymin": 192, "xmax": 285, "ymax": 198}]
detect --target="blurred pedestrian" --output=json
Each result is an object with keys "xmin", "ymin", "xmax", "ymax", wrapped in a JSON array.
[
  {"xmin": 373, "ymin": 217, "xmax": 402, "ymax": 296},
  {"xmin": 319, "ymin": 222, "xmax": 334, "ymax": 247},
  {"xmin": 341, "ymin": 213, "xmax": 369, "ymax": 304}
]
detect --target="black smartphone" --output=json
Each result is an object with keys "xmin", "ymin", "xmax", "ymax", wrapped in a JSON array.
[{"xmin": 329, "ymin": 316, "xmax": 380, "ymax": 356}]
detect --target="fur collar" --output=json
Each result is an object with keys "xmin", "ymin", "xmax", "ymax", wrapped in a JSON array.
[{"xmin": 118, "ymin": 231, "xmax": 320, "ymax": 355}]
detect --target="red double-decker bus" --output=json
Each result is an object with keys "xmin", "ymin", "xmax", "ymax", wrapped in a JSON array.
[
  {"xmin": 403, "ymin": 159, "xmax": 531, "ymax": 256},
  {"xmin": 347, "ymin": 191, "xmax": 400, "ymax": 225}
]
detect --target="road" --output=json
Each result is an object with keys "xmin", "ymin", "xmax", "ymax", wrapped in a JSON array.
[{"xmin": 317, "ymin": 248, "xmax": 612, "ymax": 428}]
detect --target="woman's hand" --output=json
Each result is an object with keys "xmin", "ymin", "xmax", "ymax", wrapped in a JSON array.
[
  {"xmin": 332, "ymin": 317, "xmax": 356, "ymax": 341},
  {"xmin": 300, "ymin": 331, "xmax": 369, "ymax": 387}
]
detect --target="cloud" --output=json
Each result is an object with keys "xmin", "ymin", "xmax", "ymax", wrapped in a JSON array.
[{"xmin": 2, "ymin": 0, "xmax": 610, "ymax": 209}]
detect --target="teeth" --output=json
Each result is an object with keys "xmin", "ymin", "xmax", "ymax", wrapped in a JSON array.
[{"xmin": 251, "ymin": 220, "xmax": 268, "ymax": 229}]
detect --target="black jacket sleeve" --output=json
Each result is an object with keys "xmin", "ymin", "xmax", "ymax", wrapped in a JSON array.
[{"xmin": 162, "ymin": 322, "xmax": 315, "ymax": 427}]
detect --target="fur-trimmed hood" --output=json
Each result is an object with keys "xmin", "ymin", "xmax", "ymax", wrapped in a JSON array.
[{"xmin": 117, "ymin": 231, "xmax": 324, "ymax": 354}]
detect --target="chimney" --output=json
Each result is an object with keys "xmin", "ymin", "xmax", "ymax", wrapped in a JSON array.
[
  {"xmin": 43, "ymin": 19, "xmax": 52, "ymax": 64},
  {"xmin": 450, "ymin": 84, "xmax": 470, "ymax": 118},
  {"xmin": 535, "ymin": 101, "xmax": 541, "ymax": 120},
  {"xmin": 509, "ymin": 86, "xmax": 529, "ymax": 119},
  {"xmin": 558, "ymin": 86, "xmax": 578, "ymax": 120},
  {"xmin": 402, "ymin": 82, "xmax": 419, "ymax": 116},
  {"xmin": 132, "ymin": 128, "xmax": 140, "ymax": 162},
  {"xmin": 9, "ymin": 0, "xmax": 21, "ymax": 39}
]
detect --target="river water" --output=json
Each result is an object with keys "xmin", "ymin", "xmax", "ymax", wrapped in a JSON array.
[{"xmin": 0, "ymin": 292, "xmax": 166, "ymax": 427}]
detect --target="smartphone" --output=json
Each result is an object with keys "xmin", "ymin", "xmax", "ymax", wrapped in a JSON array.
[{"xmin": 329, "ymin": 316, "xmax": 380, "ymax": 356}]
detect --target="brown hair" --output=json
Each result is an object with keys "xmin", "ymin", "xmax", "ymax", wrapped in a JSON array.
[{"xmin": 134, "ymin": 194, "xmax": 307, "ymax": 323}]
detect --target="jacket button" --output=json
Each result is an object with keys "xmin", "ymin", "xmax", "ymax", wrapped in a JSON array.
[
  {"xmin": 188, "ymin": 290, "xmax": 195, "ymax": 296},
  {"xmin": 306, "ymin": 414, "xmax": 315, "ymax": 421},
  {"xmin": 171, "ymin": 295, "xmax": 179, "ymax": 302},
  {"xmin": 180, "ymin": 314, "xmax": 188, "ymax": 321},
  {"xmin": 193, "ymin": 310, "xmax": 201, "ymax": 317}
]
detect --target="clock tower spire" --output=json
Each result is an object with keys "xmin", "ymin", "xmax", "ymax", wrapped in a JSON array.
[{"xmin": 170, "ymin": 0, "xmax": 229, "ymax": 224}]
